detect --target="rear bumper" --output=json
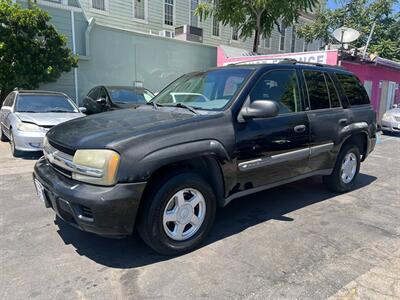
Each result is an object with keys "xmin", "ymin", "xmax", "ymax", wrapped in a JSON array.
[{"xmin": 33, "ymin": 157, "xmax": 147, "ymax": 237}]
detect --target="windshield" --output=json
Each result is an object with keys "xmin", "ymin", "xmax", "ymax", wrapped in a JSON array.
[
  {"xmin": 153, "ymin": 68, "xmax": 252, "ymax": 110},
  {"xmin": 15, "ymin": 95, "xmax": 78, "ymax": 113},
  {"xmin": 110, "ymin": 88, "xmax": 153, "ymax": 104}
]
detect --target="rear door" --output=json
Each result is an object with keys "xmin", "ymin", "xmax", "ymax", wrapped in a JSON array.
[
  {"xmin": 235, "ymin": 68, "xmax": 311, "ymax": 189},
  {"xmin": 301, "ymin": 68, "xmax": 349, "ymax": 172}
]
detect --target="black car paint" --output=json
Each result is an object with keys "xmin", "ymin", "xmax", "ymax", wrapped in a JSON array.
[{"xmin": 34, "ymin": 64, "xmax": 377, "ymax": 237}]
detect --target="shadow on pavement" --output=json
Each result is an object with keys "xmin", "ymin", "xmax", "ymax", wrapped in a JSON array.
[
  {"xmin": 17, "ymin": 151, "xmax": 43, "ymax": 160},
  {"xmin": 55, "ymin": 173, "xmax": 377, "ymax": 269}
]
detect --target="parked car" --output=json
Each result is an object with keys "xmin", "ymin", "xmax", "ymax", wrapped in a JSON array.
[
  {"xmin": 381, "ymin": 105, "xmax": 400, "ymax": 134},
  {"xmin": 33, "ymin": 62, "xmax": 376, "ymax": 255},
  {"xmin": 0, "ymin": 90, "xmax": 85, "ymax": 157},
  {"xmin": 82, "ymin": 85, "xmax": 154, "ymax": 115}
]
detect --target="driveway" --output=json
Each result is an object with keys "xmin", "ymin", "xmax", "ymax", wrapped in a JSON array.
[{"xmin": 0, "ymin": 135, "xmax": 399, "ymax": 299}]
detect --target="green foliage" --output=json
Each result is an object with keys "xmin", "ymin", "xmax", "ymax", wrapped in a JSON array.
[
  {"xmin": 0, "ymin": 0, "xmax": 78, "ymax": 103},
  {"xmin": 195, "ymin": 0, "xmax": 319, "ymax": 53},
  {"xmin": 296, "ymin": 0, "xmax": 400, "ymax": 61}
]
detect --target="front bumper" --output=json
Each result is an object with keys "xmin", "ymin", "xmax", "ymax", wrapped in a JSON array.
[
  {"xmin": 33, "ymin": 157, "xmax": 147, "ymax": 237},
  {"xmin": 13, "ymin": 130, "xmax": 46, "ymax": 151},
  {"xmin": 381, "ymin": 120, "xmax": 400, "ymax": 133}
]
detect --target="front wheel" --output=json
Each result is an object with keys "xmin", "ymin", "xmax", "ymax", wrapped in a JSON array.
[
  {"xmin": 323, "ymin": 144, "xmax": 361, "ymax": 193},
  {"xmin": 137, "ymin": 172, "xmax": 216, "ymax": 255},
  {"xmin": 10, "ymin": 131, "xmax": 23, "ymax": 157}
]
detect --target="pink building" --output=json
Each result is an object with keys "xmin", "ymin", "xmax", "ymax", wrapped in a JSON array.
[{"xmin": 217, "ymin": 46, "xmax": 400, "ymax": 122}]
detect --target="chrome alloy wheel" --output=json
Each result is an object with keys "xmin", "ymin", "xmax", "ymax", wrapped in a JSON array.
[
  {"xmin": 340, "ymin": 152, "xmax": 357, "ymax": 184},
  {"xmin": 162, "ymin": 188, "xmax": 206, "ymax": 241}
]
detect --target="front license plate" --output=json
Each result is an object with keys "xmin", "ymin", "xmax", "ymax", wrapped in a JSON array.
[{"xmin": 34, "ymin": 179, "xmax": 46, "ymax": 203}]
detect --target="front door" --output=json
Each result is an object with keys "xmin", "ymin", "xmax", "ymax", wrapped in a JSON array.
[{"xmin": 235, "ymin": 68, "xmax": 310, "ymax": 191}]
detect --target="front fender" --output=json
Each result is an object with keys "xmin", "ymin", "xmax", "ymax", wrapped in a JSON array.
[{"xmin": 119, "ymin": 139, "xmax": 230, "ymax": 182}]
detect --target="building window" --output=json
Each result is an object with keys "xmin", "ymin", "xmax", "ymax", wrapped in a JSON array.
[
  {"xmin": 190, "ymin": 0, "xmax": 199, "ymax": 27},
  {"xmin": 133, "ymin": 0, "xmax": 147, "ymax": 20},
  {"xmin": 212, "ymin": 0, "xmax": 220, "ymax": 36},
  {"xmin": 303, "ymin": 41, "xmax": 309, "ymax": 52},
  {"xmin": 263, "ymin": 35, "xmax": 271, "ymax": 49},
  {"xmin": 232, "ymin": 27, "xmax": 239, "ymax": 41},
  {"xmin": 291, "ymin": 26, "xmax": 296, "ymax": 52},
  {"xmin": 279, "ymin": 23, "xmax": 286, "ymax": 51},
  {"xmin": 164, "ymin": 0, "xmax": 174, "ymax": 26},
  {"xmin": 92, "ymin": 0, "xmax": 106, "ymax": 10}
]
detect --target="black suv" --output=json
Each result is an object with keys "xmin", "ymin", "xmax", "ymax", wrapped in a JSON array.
[{"xmin": 33, "ymin": 62, "xmax": 376, "ymax": 255}]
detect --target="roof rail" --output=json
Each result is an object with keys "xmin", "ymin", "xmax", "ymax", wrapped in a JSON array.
[{"xmin": 278, "ymin": 58, "xmax": 325, "ymax": 67}]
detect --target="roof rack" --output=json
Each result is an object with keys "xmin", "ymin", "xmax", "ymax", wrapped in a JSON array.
[{"xmin": 278, "ymin": 58, "xmax": 325, "ymax": 67}]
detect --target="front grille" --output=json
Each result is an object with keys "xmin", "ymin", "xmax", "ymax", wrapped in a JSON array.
[
  {"xmin": 48, "ymin": 139, "xmax": 75, "ymax": 156},
  {"xmin": 50, "ymin": 162, "xmax": 72, "ymax": 178},
  {"xmin": 79, "ymin": 205, "xmax": 94, "ymax": 220}
]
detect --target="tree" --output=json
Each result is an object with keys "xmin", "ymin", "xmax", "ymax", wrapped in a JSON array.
[
  {"xmin": 195, "ymin": 0, "xmax": 319, "ymax": 53},
  {"xmin": 296, "ymin": 0, "xmax": 400, "ymax": 61},
  {"xmin": 0, "ymin": 0, "xmax": 78, "ymax": 104}
]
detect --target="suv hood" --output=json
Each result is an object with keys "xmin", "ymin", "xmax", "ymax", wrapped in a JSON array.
[
  {"xmin": 16, "ymin": 112, "xmax": 84, "ymax": 126},
  {"xmin": 46, "ymin": 106, "xmax": 199, "ymax": 150}
]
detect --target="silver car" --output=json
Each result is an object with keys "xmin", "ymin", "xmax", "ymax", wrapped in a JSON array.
[
  {"xmin": 381, "ymin": 106, "xmax": 400, "ymax": 134},
  {"xmin": 0, "ymin": 90, "xmax": 85, "ymax": 157}
]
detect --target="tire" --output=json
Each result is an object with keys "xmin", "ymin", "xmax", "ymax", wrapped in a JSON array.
[
  {"xmin": 323, "ymin": 144, "xmax": 361, "ymax": 193},
  {"xmin": 10, "ymin": 131, "xmax": 23, "ymax": 157},
  {"xmin": 0, "ymin": 128, "xmax": 9, "ymax": 142},
  {"xmin": 137, "ymin": 172, "xmax": 217, "ymax": 255}
]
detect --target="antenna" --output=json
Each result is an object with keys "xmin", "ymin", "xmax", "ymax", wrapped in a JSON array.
[{"xmin": 332, "ymin": 27, "xmax": 360, "ymax": 45}]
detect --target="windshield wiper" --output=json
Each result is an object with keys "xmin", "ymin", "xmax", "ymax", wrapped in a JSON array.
[
  {"xmin": 173, "ymin": 103, "xmax": 199, "ymax": 115},
  {"xmin": 46, "ymin": 109, "xmax": 72, "ymax": 113},
  {"xmin": 17, "ymin": 111, "xmax": 38, "ymax": 113},
  {"xmin": 146, "ymin": 101, "xmax": 159, "ymax": 110}
]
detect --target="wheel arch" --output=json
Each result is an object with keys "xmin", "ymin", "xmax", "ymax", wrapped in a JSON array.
[{"xmin": 340, "ymin": 131, "xmax": 369, "ymax": 161}]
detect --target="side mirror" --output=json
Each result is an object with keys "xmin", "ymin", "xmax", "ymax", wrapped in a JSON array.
[
  {"xmin": 392, "ymin": 104, "xmax": 398, "ymax": 109},
  {"xmin": 79, "ymin": 107, "xmax": 87, "ymax": 113},
  {"xmin": 239, "ymin": 100, "xmax": 279, "ymax": 122},
  {"xmin": 96, "ymin": 98, "xmax": 106, "ymax": 104}
]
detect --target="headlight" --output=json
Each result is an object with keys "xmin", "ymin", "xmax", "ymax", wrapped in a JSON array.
[
  {"xmin": 72, "ymin": 149, "xmax": 120, "ymax": 186},
  {"xmin": 17, "ymin": 122, "xmax": 43, "ymax": 132},
  {"xmin": 382, "ymin": 114, "xmax": 393, "ymax": 122}
]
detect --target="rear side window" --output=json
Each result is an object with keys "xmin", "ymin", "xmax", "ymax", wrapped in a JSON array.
[
  {"xmin": 326, "ymin": 74, "xmax": 341, "ymax": 107},
  {"xmin": 336, "ymin": 73, "xmax": 370, "ymax": 105},
  {"xmin": 303, "ymin": 70, "xmax": 330, "ymax": 110},
  {"xmin": 88, "ymin": 88, "xmax": 99, "ymax": 100},
  {"xmin": 249, "ymin": 69, "xmax": 301, "ymax": 114}
]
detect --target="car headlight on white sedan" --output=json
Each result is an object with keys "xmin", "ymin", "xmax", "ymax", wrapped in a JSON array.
[
  {"xmin": 17, "ymin": 122, "xmax": 44, "ymax": 132},
  {"xmin": 382, "ymin": 113, "xmax": 394, "ymax": 122},
  {"xmin": 72, "ymin": 149, "xmax": 120, "ymax": 186}
]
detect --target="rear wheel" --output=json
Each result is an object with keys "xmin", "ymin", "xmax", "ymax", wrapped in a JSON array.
[
  {"xmin": 137, "ymin": 172, "xmax": 216, "ymax": 255},
  {"xmin": 323, "ymin": 144, "xmax": 360, "ymax": 193}
]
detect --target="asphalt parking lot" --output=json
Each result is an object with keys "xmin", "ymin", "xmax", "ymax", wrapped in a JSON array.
[{"xmin": 1, "ymin": 134, "xmax": 399, "ymax": 299}]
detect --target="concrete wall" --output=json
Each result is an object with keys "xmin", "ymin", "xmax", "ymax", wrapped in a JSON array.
[{"xmin": 76, "ymin": 24, "xmax": 217, "ymax": 103}]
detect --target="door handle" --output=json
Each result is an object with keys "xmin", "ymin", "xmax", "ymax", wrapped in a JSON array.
[
  {"xmin": 339, "ymin": 118, "xmax": 348, "ymax": 125},
  {"xmin": 294, "ymin": 125, "xmax": 306, "ymax": 133}
]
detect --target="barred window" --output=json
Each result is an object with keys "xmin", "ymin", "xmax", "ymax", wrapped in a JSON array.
[
  {"xmin": 263, "ymin": 36, "xmax": 271, "ymax": 48},
  {"xmin": 212, "ymin": 0, "xmax": 219, "ymax": 36},
  {"xmin": 164, "ymin": 0, "xmax": 174, "ymax": 26},
  {"xmin": 190, "ymin": 0, "xmax": 199, "ymax": 27},
  {"xmin": 279, "ymin": 23, "xmax": 286, "ymax": 51},
  {"xmin": 291, "ymin": 26, "xmax": 296, "ymax": 52},
  {"xmin": 303, "ymin": 41, "xmax": 309, "ymax": 52},
  {"xmin": 134, "ymin": 0, "xmax": 146, "ymax": 20},
  {"xmin": 92, "ymin": 0, "xmax": 105, "ymax": 10},
  {"xmin": 232, "ymin": 27, "xmax": 239, "ymax": 40}
]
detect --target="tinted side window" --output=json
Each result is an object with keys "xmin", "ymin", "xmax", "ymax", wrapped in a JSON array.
[
  {"xmin": 250, "ymin": 69, "xmax": 301, "ymax": 114},
  {"xmin": 326, "ymin": 73, "xmax": 341, "ymax": 107},
  {"xmin": 303, "ymin": 70, "xmax": 330, "ymax": 110},
  {"xmin": 88, "ymin": 88, "xmax": 99, "ymax": 99},
  {"xmin": 3, "ymin": 93, "xmax": 14, "ymax": 106},
  {"xmin": 336, "ymin": 73, "xmax": 370, "ymax": 105}
]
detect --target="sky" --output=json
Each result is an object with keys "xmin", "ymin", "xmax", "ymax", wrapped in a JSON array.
[{"xmin": 327, "ymin": 0, "xmax": 400, "ymax": 12}]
